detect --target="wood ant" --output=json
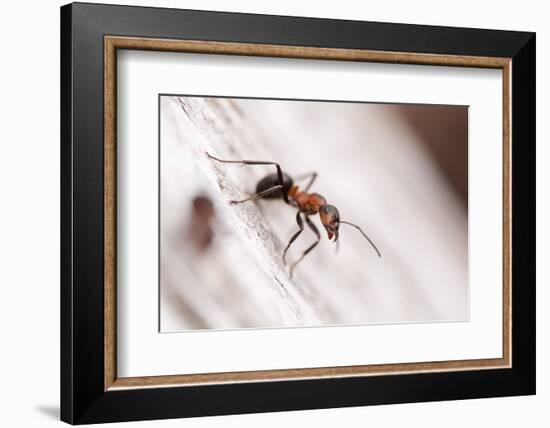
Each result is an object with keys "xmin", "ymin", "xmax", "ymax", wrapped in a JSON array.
[{"xmin": 206, "ymin": 152, "xmax": 381, "ymax": 276}]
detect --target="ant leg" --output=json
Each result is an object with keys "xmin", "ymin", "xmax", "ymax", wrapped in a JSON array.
[
  {"xmin": 289, "ymin": 216, "xmax": 321, "ymax": 278},
  {"xmin": 293, "ymin": 172, "xmax": 318, "ymax": 192},
  {"xmin": 206, "ymin": 152, "xmax": 289, "ymax": 204},
  {"xmin": 282, "ymin": 211, "xmax": 304, "ymax": 265},
  {"xmin": 229, "ymin": 185, "xmax": 283, "ymax": 204}
]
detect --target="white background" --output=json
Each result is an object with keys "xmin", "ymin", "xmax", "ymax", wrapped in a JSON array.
[{"xmin": 0, "ymin": 0, "xmax": 546, "ymax": 427}]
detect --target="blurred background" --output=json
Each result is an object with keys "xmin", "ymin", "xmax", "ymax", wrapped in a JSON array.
[{"xmin": 160, "ymin": 95, "xmax": 468, "ymax": 331}]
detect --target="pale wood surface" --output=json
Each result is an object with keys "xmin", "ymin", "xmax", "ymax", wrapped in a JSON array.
[{"xmin": 160, "ymin": 96, "xmax": 468, "ymax": 331}]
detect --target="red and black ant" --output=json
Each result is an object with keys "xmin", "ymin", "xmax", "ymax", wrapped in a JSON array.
[{"xmin": 206, "ymin": 152, "xmax": 381, "ymax": 276}]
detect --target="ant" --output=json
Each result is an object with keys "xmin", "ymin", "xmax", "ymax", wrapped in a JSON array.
[{"xmin": 206, "ymin": 152, "xmax": 381, "ymax": 277}]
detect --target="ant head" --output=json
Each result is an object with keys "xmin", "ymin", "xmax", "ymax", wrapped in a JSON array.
[{"xmin": 319, "ymin": 204, "xmax": 340, "ymax": 242}]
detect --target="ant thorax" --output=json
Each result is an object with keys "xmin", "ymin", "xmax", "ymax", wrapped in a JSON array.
[{"xmin": 288, "ymin": 185, "xmax": 327, "ymax": 215}]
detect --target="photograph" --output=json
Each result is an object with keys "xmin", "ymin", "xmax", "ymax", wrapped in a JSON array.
[{"xmin": 159, "ymin": 95, "xmax": 469, "ymax": 331}]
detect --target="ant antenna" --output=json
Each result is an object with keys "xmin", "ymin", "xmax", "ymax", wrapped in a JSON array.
[{"xmin": 340, "ymin": 221, "xmax": 382, "ymax": 258}]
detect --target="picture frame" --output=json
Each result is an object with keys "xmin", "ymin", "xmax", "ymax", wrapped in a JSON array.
[{"xmin": 60, "ymin": 2, "xmax": 535, "ymax": 424}]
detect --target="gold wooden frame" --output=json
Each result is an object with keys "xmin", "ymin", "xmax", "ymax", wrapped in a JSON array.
[{"xmin": 104, "ymin": 35, "xmax": 512, "ymax": 391}]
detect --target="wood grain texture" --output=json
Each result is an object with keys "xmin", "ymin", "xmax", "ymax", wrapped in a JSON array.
[
  {"xmin": 104, "ymin": 36, "xmax": 117, "ymax": 390},
  {"xmin": 502, "ymin": 62, "xmax": 512, "ymax": 366},
  {"xmin": 111, "ymin": 357, "xmax": 507, "ymax": 389},
  {"xmin": 106, "ymin": 36, "xmax": 510, "ymax": 68},
  {"xmin": 104, "ymin": 35, "xmax": 512, "ymax": 390}
]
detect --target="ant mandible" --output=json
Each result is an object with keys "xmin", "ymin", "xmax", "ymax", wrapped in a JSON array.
[{"xmin": 206, "ymin": 152, "xmax": 381, "ymax": 277}]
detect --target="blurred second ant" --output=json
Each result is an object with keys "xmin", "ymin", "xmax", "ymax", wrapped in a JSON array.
[{"xmin": 188, "ymin": 195, "xmax": 215, "ymax": 252}]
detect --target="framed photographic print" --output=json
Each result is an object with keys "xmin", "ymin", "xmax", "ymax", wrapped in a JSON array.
[{"xmin": 60, "ymin": 2, "xmax": 536, "ymax": 424}]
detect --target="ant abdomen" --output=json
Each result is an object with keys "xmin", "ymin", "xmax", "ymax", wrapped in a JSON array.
[{"xmin": 256, "ymin": 173, "xmax": 294, "ymax": 200}]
